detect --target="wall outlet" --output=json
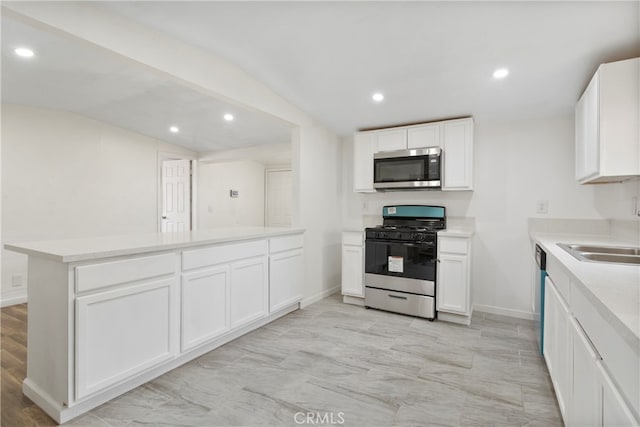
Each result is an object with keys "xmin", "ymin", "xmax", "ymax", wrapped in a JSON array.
[
  {"xmin": 536, "ymin": 200, "xmax": 549, "ymax": 214},
  {"xmin": 11, "ymin": 274, "xmax": 23, "ymax": 288}
]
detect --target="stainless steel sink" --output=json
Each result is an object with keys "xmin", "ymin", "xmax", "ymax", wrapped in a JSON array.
[
  {"xmin": 557, "ymin": 243, "xmax": 640, "ymax": 265},
  {"xmin": 564, "ymin": 244, "xmax": 640, "ymax": 256},
  {"xmin": 581, "ymin": 253, "xmax": 640, "ymax": 264}
]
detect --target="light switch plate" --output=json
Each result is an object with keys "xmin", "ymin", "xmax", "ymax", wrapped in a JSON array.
[{"xmin": 536, "ymin": 200, "xmax": 548, "ymax": 214}]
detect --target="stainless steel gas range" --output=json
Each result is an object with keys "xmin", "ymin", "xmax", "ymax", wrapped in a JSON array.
[{"xmin": 364, "ymin": 205, "xmax": 446, "ymax": 320}]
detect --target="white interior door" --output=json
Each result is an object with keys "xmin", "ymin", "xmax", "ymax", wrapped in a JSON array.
[
  {"xmin": 162, "ymin": 159, "xmax": 191, "ymax": 232},
  {"xmin": 265, "ymin": 169, "xmax": 292, "ymax": 227}
]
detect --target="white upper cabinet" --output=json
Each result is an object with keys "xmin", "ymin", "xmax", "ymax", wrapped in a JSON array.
[
  {"xmin": 407, "ymin": 123, "xmax": 441, "ymax": 149},
  {"xmin": 442, "ymin": 119, "xmax": 474, "ymax": 191},
  {"xmin": 376, "ymin": 128, "xmax": 407, "ymax": 152},
  {"xmin": 353, "ymin": 131, "xmax": 377, "ymax": 193},
  {"xmin": 575, "ymin": 57, "xmax": 640, "ymax": 183},
  {"xmin": 352, "ymin": 117, "xmax": 474, "ymax": 193}
]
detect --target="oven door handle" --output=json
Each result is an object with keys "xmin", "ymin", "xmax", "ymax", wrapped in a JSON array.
[
  {"xmin": 388, "ymin": 294, "xmax": 408, "ymax": 300},
  {"xmin": 366, "ymin": 240, "xmax": 434, "ymax": 247}
]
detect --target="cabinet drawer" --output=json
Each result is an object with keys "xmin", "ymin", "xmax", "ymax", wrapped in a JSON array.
[
  {"xmin": 546, "ymin": 255, "xmax": 571, "ymax": 305},
  {"xmin": 342, "ymin": 231, "xmax": 364, "ymax": 246},
  {"xmin": 270, "ymin": 234, "xmax": 304, "ymax": 253},
  {"xmin": 76, "ymin": 253, "xmax": 177, "ymax": 293},
  {"xmin": 439, "ymin": 237, "xmax": 468, "ymax": 254},
  {"xmin": 182, "ymin": 240, "xmax": 267, "ymax": 271}
]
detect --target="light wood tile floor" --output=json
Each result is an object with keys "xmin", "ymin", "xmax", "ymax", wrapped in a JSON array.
[{"xmin": 1, "ymin": 294, "xmax": 562, "ymax": 426}]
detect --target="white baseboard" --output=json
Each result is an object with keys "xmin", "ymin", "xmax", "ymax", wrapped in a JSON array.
[
  {"xmin": 1, "ymin": 290, "xmax": 27, "ymax": 307},
  {"xmin": 342, "ymin": 295, "xmax": 364, "ymax": 306},
  {"xmin": 300, "ymin": 285, "xmax": 340, "ymax": 308},
  {"xmin": 474, "ymin": 303, "xmax": 534, "ymax": 320},
  {"xmin": 438, "ymin": 311, "xmax": 471, "ymax": 325}
]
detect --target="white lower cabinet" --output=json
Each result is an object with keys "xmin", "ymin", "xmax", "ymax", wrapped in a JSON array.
[
  {"xmin": 181, "ymin": 266, "xmax": 230, "ymax": 352},
  {"xmin": 544, "ymin": 258, "xmax": 640, "ymax": 427},
  {"xmin": 269, "ymin": 248, "xmax": 303, "ymax": 312},
  {"xmin": 599, "ymin": 362, "xmax": 640, "ymax": 427},
  {"xmin": 21, "ymin": 232, "xmax": 304, "ymax": 424},
  {"xmin": 569, "ymin": 317, "xmax": 600, "ymax": 427},
  {"xmin": 437, "ymin": 253, "xmax": 468, "ymax": 313},
  {"xmin": 436, "ymin": 235, "xmax": 472, "ymax": 323},
  {"xmin": 543, "ymin": 276, "xmax": 571, "ymax": 419},
  {"xmin": 75, "ymin": 277, "xmax": 179, "ymax": 399},
  {"xmin": 230, "ymin": 256, "xmax": 269, "ymax": 328},
  {"xmin": 341, "ymin": 231, "xmax": 365, "ymax": 299}
]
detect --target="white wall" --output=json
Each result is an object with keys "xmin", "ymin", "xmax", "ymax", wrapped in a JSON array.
[
  {"xmin": 1, "ymin": 105, "xmax": 195, "ymax": 305},
  {"xmin": 342, "ymin": 114, "xmax": 639, "ymax": 318},
  {"xmin": 198, "ymin": 160, "xmax": 265, "ymax": 228},
  {"xmin": 3, "ymin": 3, "xmax": 344, "ymax": 305}
]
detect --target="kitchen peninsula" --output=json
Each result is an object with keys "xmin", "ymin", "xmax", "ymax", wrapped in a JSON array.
[{"xmin": 5, "ymin": 227, "xmax": 305, "ymax": 423}]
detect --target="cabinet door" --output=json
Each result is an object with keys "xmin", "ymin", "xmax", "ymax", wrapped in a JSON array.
[
  {"xmin": 570, "ymin": 317, "xmax": 600, "ymax": 427},
  {"xmin": 269, "ymin": 249, "xmax": 303, "ymax": 312},
  {"xmin": 181, "ymin": 266, "xmax": 230, "ymax": 352},
  {"xmin": 353, "ymin": 132, "xmax": 376, "ymax": 192},
  {"xmin": 544, "ymin": 277, "xmax": 571, "ymax": 420},
  {"xmin": 543, "ymin": 278, "xmax": 557, "ymax": 377},
  {"xmin": 342, "ymin": 245, "xmax": 364, "ymax": 297},
  {"xmin": 407, "ymin": 123, "xmax": 441, "ymax": 149},
  {"xmin": 230, "ymin": 256, "xmax": 268, "ymax": 329},
  {"xmin": 599, "ymin": 361, "xmax": 640, "ymax": 427},
  {"xmin": 442, "ymin": 119, "xmax": 473, "ymax": 191},
  {"xmin": 76, "ymin": 277, "xmax": 178, "ymax": 399},
  {"xmin": 576, "ymin": 75, "xmax": 600, "ymax": 182},
  {"xmin": 436, "ymin": 253, "xmax": 469, "ymax": 314},
  {"xmin": 376, "ymin": 128, "xmax": 407, "ymax": 152}
]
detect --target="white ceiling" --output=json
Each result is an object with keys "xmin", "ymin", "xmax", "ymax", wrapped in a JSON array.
[
  {"xmin": 97, "ymin": 1, "xmax": 640, "ymax": 135},
  {"xmin": 1, "ymin": 14, "xmax": 293, "ymax": 153},
  {"xmin": 2, "ymin": 1, "xmax": 639, "ymax": 147}
]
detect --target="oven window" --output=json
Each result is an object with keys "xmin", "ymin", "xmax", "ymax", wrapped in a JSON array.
[
  {"xmin": 365, "ymin": 240, "xmax": 435, "ymax": 281},
  {"xmin": 374, "ymin": 157, "xmax": 426, "ymax": 182}
]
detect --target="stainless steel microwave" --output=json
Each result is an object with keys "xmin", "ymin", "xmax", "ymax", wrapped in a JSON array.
[{"xmin": 373, "ymin": 147, "xmax": 442, "ymax": 190}]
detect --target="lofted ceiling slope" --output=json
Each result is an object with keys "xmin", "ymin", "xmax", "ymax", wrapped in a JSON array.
[{"xmin": 97, "ymin": 1, "xmax": 640, "ymax": 135}]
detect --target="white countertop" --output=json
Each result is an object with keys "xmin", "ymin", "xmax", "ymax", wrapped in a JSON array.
[
  {"xmin": 5, "ymin": 227, "xmax": 305, "ymax": 263},
  {"xmin": 531, "ymin": 232, "xmax": 640, "ymax": 349},
  {"xmin": 438, "ymin": 227, "xmax": 475, "ymax": 237}
]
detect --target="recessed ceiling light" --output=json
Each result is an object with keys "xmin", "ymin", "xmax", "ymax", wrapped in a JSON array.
[
  {"xmin": 224, "ymin": 113, "xmax": 234, "ymax": 121},
  {"xmin": 372, "ymin": 93, "xmax": 385, "ymax": 102},
  {"xmin": 169, "ymin": 126, "xmax": 179, "ymax": 133},
  {"xmin": 14, "ymin": 47, "xmax": 35, "ymax": 58},
  {"xmin": 493, "ymin": 68, "xmax": 509, "ymax": 79}
]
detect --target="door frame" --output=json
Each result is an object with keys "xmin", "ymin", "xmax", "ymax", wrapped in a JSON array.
[
  {"xmin": 264, "ymin": 167, "xmax": 292, "ymax": 227},
  {"xmin": 158, "ymin": 151, "xmax": 198, "ymax": 232}
]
